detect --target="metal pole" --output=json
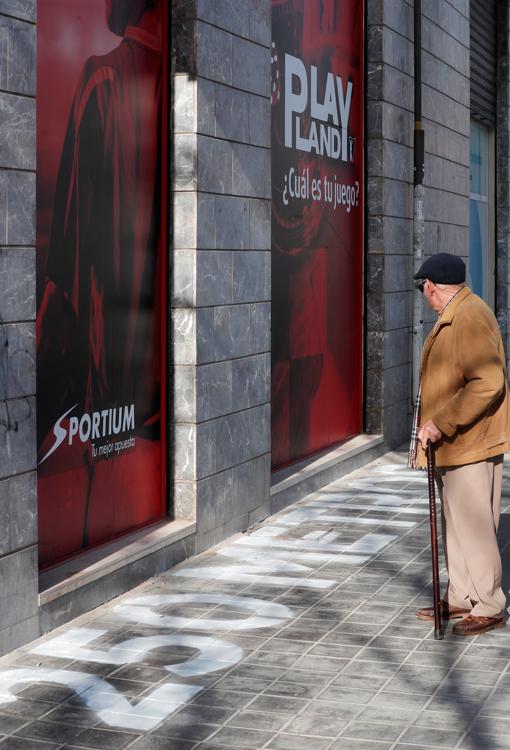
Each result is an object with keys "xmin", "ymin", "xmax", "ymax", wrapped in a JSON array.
[
  {"xmin": 412, "ymin": 0, "xmax": 425, "ymax": 403},
  {"xmin": 426, "ymin": 442, "xmax": 443, "ymax": 640}
]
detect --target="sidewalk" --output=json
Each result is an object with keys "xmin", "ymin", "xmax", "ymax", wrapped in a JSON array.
[{"xmin": 1, "ymin": 450, "xmax": 510, "ymax": 750}]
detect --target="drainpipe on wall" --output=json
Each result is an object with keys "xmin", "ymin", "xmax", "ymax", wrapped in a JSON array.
[{"xmin": 412, "ymin": 0, "xmax": 425, "ymax": 403}]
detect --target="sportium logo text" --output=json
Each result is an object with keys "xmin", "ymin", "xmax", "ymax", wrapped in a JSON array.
[
  {"xmin": 39, "ymin": 404, "xmax": 135, "ymax": 464},
  {"xmin": 284, "ymin": 53, "xmax": 354, "ymax": 162}
]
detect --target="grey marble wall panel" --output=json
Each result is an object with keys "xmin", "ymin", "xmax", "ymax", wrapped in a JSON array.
[
  {"xmin": 423, "ymin": 85, "xmax": 470, "ymax": 138},
  {"xmin": 197, "ymin": 78, "xmax": 216, "ymax": 137},
  {"xmin": 366, "ymin": 291, "xmax": 383, "ymax": 333},
  {"xmin": 174, "ymin": 481, "xmax": 196, "ymax": 521},
  {"xmin": 232, "ymin": 453, "xmax": 270, "ymax": 517},
  {"xmin": 0, "ymin": 322, "xmax": 35, "ymax": 400},
  {"xmin": 174, "ymin": 75, "xmax": 196, "ymax": 133},
  {"xmin": 367, "ymin": 139, "xmax": 412, "ymax": 182},
  {"xmin": 173, "ymin": 193, "xmax": 197, "ymax": 250},
  {"xmin": 197, "ymin": 305, "xmax": 251, "ymax": 363},
  {"xmin": 0, "ymin": 471, "xmax": 37, "ymax": 555},
  {"xmin": 0, "ymin": 1, "xmax": 35, "ymax": 22},
  {"xmin": 232, "ymin": 36, "xmax": 270, "ymax": 98},
  {"xmin": 385, "ymin": 328, "xmax": 411, "ymax": 370},
  {"xmin": 365, "ymin": 404, "xmax": 383, "ymax": 435},
  {"xmin": 367, "ymin": 215, "xmax": 384, "ymax": 254},
  {"xmin": 0, "ymin": 396, "xmax": 36, "ymax": 479},
  {"xmin": 366, "ymin": 139, "xmax": 382, "ymax": 177},
  {"xmin": 384, "ymin": 363, "xmax": 412, "ymax": 410},
  {"xmin": 425, "ymin": 152, "xmax": 469, "ymax": 195},
  {"xmin": 249, "ymin": 199, "xmax": 271, "ymax": 250},
  {"xmin": 172, "ymin": 309, "xmax": 196, "ymax": 365},
  {"xmin": 384, "ymin": 254, "xmax": 411, "ymax": 293},
  {"xmin": 196, "ymin": 193, "xmax": 216, "ymax": 249},
  {"xmin": 232, "ymin": 353, "xmax": 270, "ymax": 412},
  {"xmin": 0, "ymin": 15, "xmax": 35, "ymax": 95},
  {"xmin": 197, "ymin": 136, "xmax": 233, "ymax": 195},
  {"xmin": 171, "ymin": 1, "xmax": 271, "ymax": 548},
  {"xmin": 366, "ymin": 0, "xmax": 383, "ymax": 25},
  {"xmin": 365, "ymin": 254, "xmax": 383, "ymax": 332},
  {"xmin": 174, "ymin": 133, "xmax": 197, "ymax": 191},
  {"xmin": 366, "ymin": 61, "xmax": 383, "ymax": 103},
  {"xmin": 215, "ymin": 196, "xmax": 250, "ymax": 250},
  {"xmin": 250, "ymin": 0, "xmax": 271, "ymax": 47},
  {"xmin": 0, "ymin": 615, "xmax": 39, "ymax": 658},
  {"xmin": 425, "ymin": 186, "xmax": 469, "ymax": 227},
  {"xmin": 197, "ymin": 360, "xmax": 233, "ymax": 422},
  {"xmin": 367, "ymin": 176, "xmax": 412, "ymax": 219},
  {"xmin": 195, "ymin": 404, "xmax": 270, "ymax": 478},
  {"xmin": 0, "ymin": 170, "xmax": 35, "ymax": 245},
  {"xmin": 384, "ymin": 399, "xmax": 412, "ymax": 450},
  {"xmin": 0, "ymin": 248, "xmax": 35, "ymax": 321},
  {"xmin": 378, "ymin": 66, "xmax": 413, "ymax": 112},
  {"xmin": 196, "ymin": 251, "xmax": 233, "ymax": 306},
  {"xmin": 196, "ymin": 22, "xmax": 233, "ymax": 85},
  {"xmin": 215, "ymin": 85, "xmax": 250, "ymax": 144},
  {"xmin": 366, "ymin": 26, "xmax": 382, "ymax": 64},
  {"xmin": 249, "ymin": 302, "xmax": 270, "ymax": 354},
  {"xmin": 380, "ymin": 27, "xmax": 413, "ymax": 75},
  {"xmin": 196, "ymin": 518, "xmax": 239, "ymax": 554},
  {"xmin": 0, "ymin": 546, "xmax": 38, "ymax": 630},
  {"xmin": 173, "ymin": 0, "xmax": 216, "ymax": 24},
  {"xmin": 366, "ymin": 331, "xmax": 383, "ymax": 373},
  {"xmin": 382, "ymin": 217, "xmax": 413, "ymax": 255},
  {"xmin": 384, "ymin": 290, "xmax": 412, "ymax": 331},
  {"xmin": 196, "ymin": 468, "xmax": 233, "ymax": 535},
  {"xmin": 232, "ymin": 143, "xmax": 271, "ymax": 199},
  {"xmin": 173, "ymin": 424, "xmax": 196, "ymax": 481},
  {"xmin": 422, "ymin": 51, "xmax": 469, "ymax": 107},
  {"xmin": 249, "ymin": 95, "xmax": 271, "ymax": 149},
  {"xmin": 173, "ymin": 365, "xmax": 196, "ymax": 423},
  {"xmin": 215, "ymin": 0, "xmax": 249, "ymax": 38},
  {"xmin": 196, "ymin": 419, "xmax": 216, "ymax": 479},
  {"xmin": 422, "ymin": 16, "xmax": 469, "ymax": 77},
  {"xmin": 366, "ymin": 101, "xmax": 413, "ymax": 148},
  {"xmin": 0, "ymin": 93, "xmax": 35, "ymax": 170},
  {"xmin": 233, "ymin": 251, "xmax": 269, "ymax": 303},
  {"xmin": 423, "ymin": 0, "xmax": 469, "ymax": 39},
  {"xmin": 365, "ymin": 368, "xmax": 383, "ymax": 420},
  {"xmin": 214, "ymin": 404, "xmax": 270, "ymax": 473},
  {"xmin": 381, "ymin": 0, "xmax": 413, "ymax": 37},
  {"xmin": 173, "ymin": 250, "xmax": 196, "ymax": 307}
]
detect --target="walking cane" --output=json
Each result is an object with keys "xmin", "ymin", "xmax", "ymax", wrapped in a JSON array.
[{"xmin": 426, "ymin": 441, "xmax": 443, "ymax": 639}]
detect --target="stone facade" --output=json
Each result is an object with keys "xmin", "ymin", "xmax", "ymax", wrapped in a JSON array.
[
  {"xmin": 172, "ymin": 0, "xmax": 272, "ymax": 553},
  {"xmin": 0, "ymin": 0, "xmax": 508, "ymax": 657},
  {"xmin": 497, "ymin": 1, "xmax": 510, "ymax": 355},
  {"xmin": 365, "ymin": 0, "xmax": 471, "ymax": 447},
  {"xmin": 0, "ymin": 0, "xmax": 39, "ymax": 652}
]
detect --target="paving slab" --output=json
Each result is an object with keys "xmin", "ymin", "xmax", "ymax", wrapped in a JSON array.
[{"xmin": 1, "ymin": 450, "xmax": 510, "ymax": 749}]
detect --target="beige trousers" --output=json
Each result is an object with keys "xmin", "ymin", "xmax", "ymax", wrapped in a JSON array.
[{"xmin": 435, "ymin": 456, "xmax": 506, "ymax": 618}]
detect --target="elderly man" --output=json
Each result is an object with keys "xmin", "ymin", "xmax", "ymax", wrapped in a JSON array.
[{"xmin": 411, "ymin": 253, "xmax": 510, "ymax": 636}]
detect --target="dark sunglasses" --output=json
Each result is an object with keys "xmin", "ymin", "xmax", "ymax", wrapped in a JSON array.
[{"xmin": 415, "ymin": 280, "xmax": 426, "ymax": 293}]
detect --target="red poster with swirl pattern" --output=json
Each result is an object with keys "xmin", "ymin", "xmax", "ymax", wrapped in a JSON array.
[
  {"xmin": 36, "ymin": 0, "xmax": 168, "ymax": 566},
  {"xmin": 271, "ymin": 0, "xmax": 364, "ymax": 469}
]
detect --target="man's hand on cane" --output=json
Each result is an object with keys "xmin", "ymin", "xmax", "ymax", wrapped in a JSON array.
[{"xmin": 418, "ymin": 419, "xmax": 442, "ymax": 447}]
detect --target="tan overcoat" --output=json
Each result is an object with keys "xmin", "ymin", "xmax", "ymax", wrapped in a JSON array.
[{"xmin": 416, "ymin": 287, "xmax": 510, "ymax": 468}]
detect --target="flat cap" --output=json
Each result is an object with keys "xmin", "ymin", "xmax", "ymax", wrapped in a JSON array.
[{"xmin": 413, "ymin": 253, "xmax": 466, "ymax": 284}]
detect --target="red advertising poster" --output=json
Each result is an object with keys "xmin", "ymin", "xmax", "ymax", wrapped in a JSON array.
[
  {"xmin": 36, "ymin": 0, "xmax": 167, "ymax": 566},
  {"xmin": 271, "ymin": 0, "xmax": 364, "ymax": 469}
]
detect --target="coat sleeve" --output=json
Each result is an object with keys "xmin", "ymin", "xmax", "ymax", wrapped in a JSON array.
[{"xmin": 432, "ymin": 308, "xmax": 506, "ymax": 437}]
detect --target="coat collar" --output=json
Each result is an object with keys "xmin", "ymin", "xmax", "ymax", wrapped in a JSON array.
[
  {"xmin": 420, "ymin": 287, "xmax": 471, "ymax": 371},
  {"xmin": 435, "ymin": 286, "xmax": 471, "ymax": 327}
]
